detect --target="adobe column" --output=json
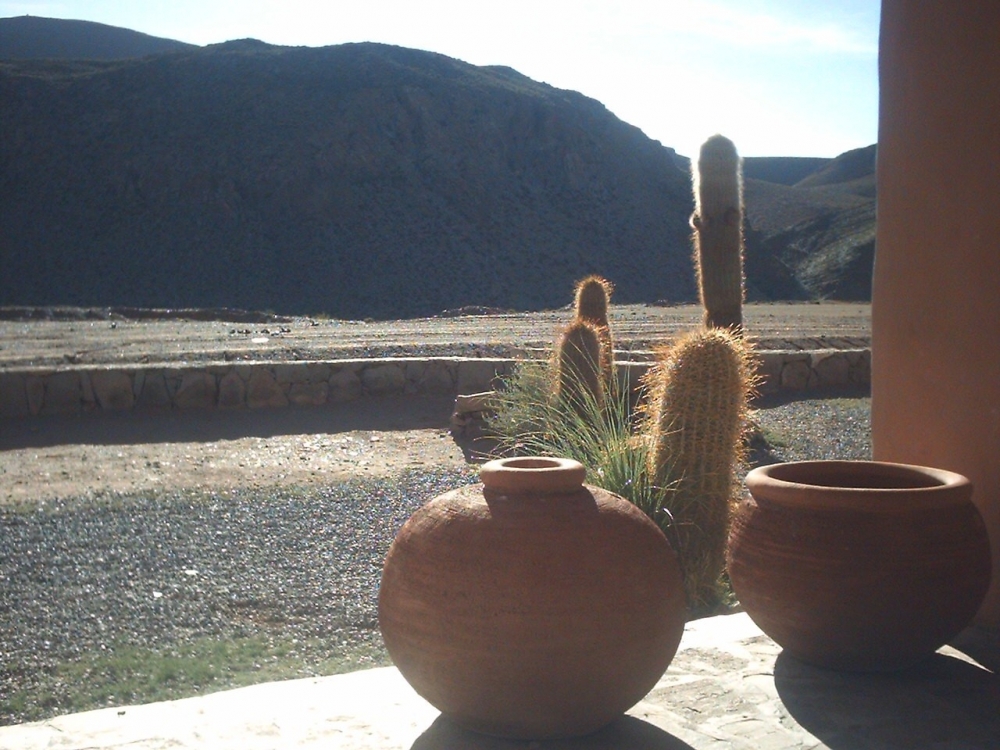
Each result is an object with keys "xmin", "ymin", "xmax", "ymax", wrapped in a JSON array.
[{"xmin": 873, "ymin": 0, "xmax": 1000, "ymax": 626}]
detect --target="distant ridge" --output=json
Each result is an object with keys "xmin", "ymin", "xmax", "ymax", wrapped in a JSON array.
[
  {"xmin": 794, "ymin": 144, "xmax": 877, "ymax": 198},
  {"xmin": 743, "ymin": 156, "xmax": 830, "ymax": 186},
  {"xmin": 0, "ymin": 16, "xmax": 195, "ymax": 59},
  {"xmin": 795, "ymin": 145, "xmax": 877, "ymax": 189},
  {"xmin": 744, "ymin": 145, "xmax": 877, "ymax": 301}
]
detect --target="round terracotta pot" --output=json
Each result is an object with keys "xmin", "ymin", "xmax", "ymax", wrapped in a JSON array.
[
  {"xmin": 378, "ymin": 456, "xmax": 687, "ymax": 739},
  {"xmin": 729, "ymin": 460, "xmax": 992, "ymax": 672}
]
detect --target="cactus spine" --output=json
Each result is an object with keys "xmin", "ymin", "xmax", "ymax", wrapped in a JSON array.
[
  {"xmin": 555, "ymin": 320, "xmax": 605, "ymax": 416},
  {"xmin": 641, "ymin": 328, "xmax": 753, "ymax": 608},
  {"xmin": 691, "ymin": 134, "xmax": 745, "ymax": 332},
  {"xmin": 573, "ymin": 275, "xmax": 615, "ymax": 391}
]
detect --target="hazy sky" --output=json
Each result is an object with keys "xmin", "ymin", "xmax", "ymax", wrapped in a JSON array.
[{"xmin": 1, "ymin": 0, "xmax": 881, "ymax": 157}]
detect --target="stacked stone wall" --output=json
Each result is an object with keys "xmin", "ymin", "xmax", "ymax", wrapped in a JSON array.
[{"xmin": 0, "ymin": 349, "xmax": 869, "ymax": 420}]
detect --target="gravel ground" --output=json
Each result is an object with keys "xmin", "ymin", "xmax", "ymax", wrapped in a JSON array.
[
  {"xmin": 0, "ymin": 469, "xmax": 478, "ymax": 725},
  {"xmin": 0, "ymin": 395, "xmax": 870, "ymax": 726},
  {"xmin": 751, "ymin": 393, "xmax": 871, "ymax": 464}
]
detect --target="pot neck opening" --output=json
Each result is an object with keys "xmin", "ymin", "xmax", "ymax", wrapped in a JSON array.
[{"xmin": 480, "ymin": 457, "xmax": 587, "ymax": 495}]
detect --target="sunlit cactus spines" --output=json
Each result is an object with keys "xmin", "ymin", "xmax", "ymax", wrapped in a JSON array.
[
  {"xmin": 691, "ymin": 134, "xmax": 745, "ymax": 332},
  {"xmin": 556, "ymin": 319, "xmax": 605, "ymax": 416},
  {"xmin": 573, "ymin": 275, "xmax": 615, "ymax": 390},
  {"xmin": 573, "ymin": 275, "xmax": 612, "ymax": 323},
  {"xmin": 640, "ymin": 327, "xmax": 754, "ymax": 607}
]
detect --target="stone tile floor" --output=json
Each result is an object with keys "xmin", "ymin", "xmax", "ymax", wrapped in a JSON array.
[{"xmin": 2, "ymin": 612, "xmax": 996, "ymax": 749}]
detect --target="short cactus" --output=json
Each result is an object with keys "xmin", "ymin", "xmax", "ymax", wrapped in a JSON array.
[
  {"xmin": 640, "ymin": 327, "xmax": 754, "ymax": 608},
  {"xmin": 691, "ymin": 134, "xmax": 745, "ymax": 332},
  {"xmin": 555, "ymin": 319, "xmax": 605, "ymax": 416},
  {"xmin": 573, "ymin": 275, "xmax": 615, "ymax": 390}
]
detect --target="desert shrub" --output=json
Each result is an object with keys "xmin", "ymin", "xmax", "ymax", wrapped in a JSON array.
[
  {"xmin": 490, "ymin": 329, "xmax": 754, "ymax": 612},
  {"xmin": 490, "ymin": 360, "xmax": 669, "ymax": 527}
]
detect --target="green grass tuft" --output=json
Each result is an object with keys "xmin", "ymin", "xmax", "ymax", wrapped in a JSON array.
[
  {"xmin": 490, "ymin": 362, "xmax": 676, "ymax": 558},
  {"xmin": 490, "ymin": 357, "xmax": 751, "ymax": 614},
  {"xmin": 3, "ymin": 634, "xmax": 389, "ymax": 723}
]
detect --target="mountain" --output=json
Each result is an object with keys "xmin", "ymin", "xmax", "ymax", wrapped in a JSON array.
[
  {"xmin": 673, "ymin": 144, "xmax": 875, "ymax": 302},
  {"xmin": 743, "ymin": 156, "xmax": 830, "ymax": 186},
  {"xmin": 743, "ymin": 145, "xmax": 877, "ymax": 301},
  {"xmin": 0, "ymin": 20, "xmax": 876, "ymax": 316},
  {"xmin": 0, "ymin": 39, "xmax": 697, "ymax": 318},
  {"xmin": 0, "ymin": 15, "xmax": 195, "ymax": 59},
  {"xmin": 794, "ymin": 144, "xmax": 876, "ymax": 194}
]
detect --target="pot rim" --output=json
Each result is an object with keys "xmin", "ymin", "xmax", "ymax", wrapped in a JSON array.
[
  {"xmin": 744, "ymin": 460, "xmax": 972, "ymax": 510},
  {"xmin": 480, "ymin": 456, "xmax": 587, "ymax": 495}
]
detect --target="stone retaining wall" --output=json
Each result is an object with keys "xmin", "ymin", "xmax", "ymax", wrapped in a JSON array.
[{"xmin": 0, "ymin": 349, "xmax": 869, "ymax": 420}]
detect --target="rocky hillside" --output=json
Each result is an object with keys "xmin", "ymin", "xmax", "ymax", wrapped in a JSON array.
[
  {"xmin": 744, "ymin": 145, "xmax": 877, "ymax": 301},
  {"xmin": 0, "ymin": 15, "xmax": 194, "ymax": 59},
  {"xmin": 0, "ymin": 18, "xmax": 876, "ymax": 317}
]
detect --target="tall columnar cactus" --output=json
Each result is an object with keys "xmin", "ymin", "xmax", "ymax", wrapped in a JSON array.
[
  {"xmin": 555, "ymin": 320, "xmax": 605, "ymax": 416},
  {"xmin": 573, "ymin": 275, "xmax": 615, "ymax": 391},
  {"xmin": 641, "ymin": 327, "xmax": 754, "ymax": 608},
  {"xmin": 691, "ymin": 134, "xmax": 745, "ymax": 332}
]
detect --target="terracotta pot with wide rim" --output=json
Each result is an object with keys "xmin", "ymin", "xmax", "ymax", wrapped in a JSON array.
[
  {"xmin": 728, "ymin": 460, "xmax": 992, "ymax": 672},
  {"xmin": 378, "ymin": 456, "xmax": 687, "ymax": 740}
]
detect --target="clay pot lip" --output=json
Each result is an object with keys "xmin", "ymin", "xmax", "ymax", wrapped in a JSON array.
[
  {"xmin": 480, "ymin": 456, "xmax": 587, "ymax": 495},
  {"xmin": 745, "ymin": 460, "xmax": 971, "ymax": 509}
]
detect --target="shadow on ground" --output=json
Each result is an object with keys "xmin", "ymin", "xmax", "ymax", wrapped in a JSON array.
[
  {"xmin": 751, "ymin": 384, "xmax": 870, "ymax": 409},
  {"xmin": 773, "ymin": 647, "xmax": 1000, "ymax": 748},
  {"xmin": 0, "ymin": 395, "xmax": 458, "ymax": 450},
  {"xmin": 410, "ymin": 714, "xmax": 696, "ymax": 750}
]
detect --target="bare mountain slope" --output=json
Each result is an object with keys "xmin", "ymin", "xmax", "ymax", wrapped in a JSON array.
[
  {"xmin": 743, "ymin": 145, "xmax": 877, "ymax": 301},
  {"xmin": 0, "ymin": 40, "xmax": 695, "ymax": 318},
  {"xmin": 0, "ymin": 15, "xmax": 195, "ymax": 59},
  {"xmin": 0, "ymin": 19, "xmax": 877, "ymax": 314}
]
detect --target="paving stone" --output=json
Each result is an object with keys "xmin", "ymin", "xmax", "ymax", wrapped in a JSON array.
[
  {"xmin": 754, "ymin": 351, "xmax": 786, "ymax": 394},
  {"xmin": 304, "ymin": 363, "xmax": 332, "ymax": 383},
  {"xmin": 329, "ymin": 367, "xmax": 362, "ymax": 402},
  {"xmin": 779, "ymin": 357, "xmax": 812, "ymax": 391},
  {"xmin": 41, "ymin": 372, "xmax": 82, "ymax": 414},
  {"xmin": 453, "ymin": 392, "xmax": 495, "ymax": 415},
  {"xmin": 289, "ymin": 381, "xmax": 328, "ymax": 406},
  {"xmin": 130, "ymin": 370, "xmax": 144, "ymax": 399},
  {"xmin": 217, "ymin": 371, "xmax": 246, "ymax": 409},
  {"xmin": 362, "ymin": 363, "xmax": 406, "ymax": 396},
  {"xmin": 173, "ymin": 372, "xmax": 217, "ymax": 410},
  {"xmin": 456, "ymin": 359, "xmax": 503, "ymax": 394},
  {"xmin": 848, "ymin": 349, "xmax": 872, "ymax": 385},
  {"xmin": 413, "ymin": 360, "xmax": 456, "ymax": 395},
  {"xmin": 247, "ymin": 370, "xmax": 288, "ymax": 409},
  {"xmin": 1, "ymin": 614, "xmax": 994, "ymax": 749},
  {"xmin": 90, "ymin": 370, "xmax": 135, "ymax": 411},
  {"xmin": 274, "ymin": 363, "xmax": 311, "ymax": 384},
  {"xmin": 79, "ymin": 371, "xmax": 97, "ymax": 410},
  {"xmin": 810, "ymin": 351, "xmax": 850, "ymax": 389},
  {"xmin": 137, "ymin": 371, "xmax": 172, "ymax": 409},
  {"xmin": 0, "ymin": 373, "xmax": 28, "ymax": 417}
]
